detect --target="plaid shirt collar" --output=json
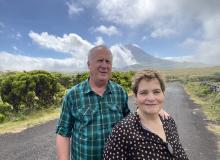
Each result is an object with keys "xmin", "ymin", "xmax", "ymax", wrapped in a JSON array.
[{"xmin": 83, "ymin": 78, "xmax": 113, "ymax": 95}]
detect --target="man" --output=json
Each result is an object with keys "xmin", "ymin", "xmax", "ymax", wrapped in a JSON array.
[
  {"xmin": 56, "ymin": 45, "xmax": 129, "ymax": 160},
  {"xmin": 56, "ymin": 45, "xmax": 168, "ymax": 160}
]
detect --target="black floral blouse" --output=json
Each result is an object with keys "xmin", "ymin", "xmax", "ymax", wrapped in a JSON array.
[{"xmin": 103, "ymin": 112, "xmax": 189, "ymax": 160}]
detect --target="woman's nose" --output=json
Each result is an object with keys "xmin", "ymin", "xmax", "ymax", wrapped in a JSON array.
[{"xmin": 146, "ymin": 93, "xmax": 156, "ymax": 101}]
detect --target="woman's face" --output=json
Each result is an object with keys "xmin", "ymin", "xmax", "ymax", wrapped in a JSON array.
[{"xmin": 135, "ymin": 78, "xmax": 164, "ymax": 116}]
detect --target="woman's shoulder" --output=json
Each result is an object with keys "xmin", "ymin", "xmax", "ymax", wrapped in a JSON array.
[
  {"xmin": 162, "ymin": 116, "xmax": 177, "ymax": 129},
  {"xmin": 112, "ymin": 113, "xmax": 137, "ymax": 132}
]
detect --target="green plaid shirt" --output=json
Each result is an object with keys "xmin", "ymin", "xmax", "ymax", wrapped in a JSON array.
[{"xmin": 56, "ymin": 79, "xmax": 130, "ymax": 160}]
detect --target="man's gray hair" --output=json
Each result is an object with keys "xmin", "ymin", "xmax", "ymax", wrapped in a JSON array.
[{"xmin": 88, "ymin": 45, "xmax": 112, "ymax": 61}]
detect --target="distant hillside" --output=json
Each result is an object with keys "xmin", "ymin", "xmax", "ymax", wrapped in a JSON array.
[{"xmin": 117, "ymin": 44, "xmax": 208, "ymax": 70}]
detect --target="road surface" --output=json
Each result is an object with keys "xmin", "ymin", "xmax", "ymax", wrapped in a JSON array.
[{"xmin": 0, "ymin": 82, "xmax": 219, "ymax": 160}]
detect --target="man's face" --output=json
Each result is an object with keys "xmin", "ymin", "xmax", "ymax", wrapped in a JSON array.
[{"xmin": 88, "ymin": 48, "xmax": 112, "ymax": 85}]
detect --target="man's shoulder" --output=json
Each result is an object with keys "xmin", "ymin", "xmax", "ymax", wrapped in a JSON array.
[
  {"xmin": 109, "ymin": 80, "xmax": 125, "ymax": 90},
  {"xmin": 66, "ymin": 80, "xmax": 87, "ymax": 95}
]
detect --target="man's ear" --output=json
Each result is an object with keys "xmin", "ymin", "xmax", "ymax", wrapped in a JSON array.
[{"xmin": 87, "ymin": 61, "xmax": 90, "ymax": 68}]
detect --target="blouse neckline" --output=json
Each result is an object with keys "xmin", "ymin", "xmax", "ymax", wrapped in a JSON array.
[{"xmin": 134, "ymin": 112, "xmax": 169, "ymax": 144}]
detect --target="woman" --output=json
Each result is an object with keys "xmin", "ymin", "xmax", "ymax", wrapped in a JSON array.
[{"xmin": 103, "ymin": 69, "xmax": 189, "ymax": 160}]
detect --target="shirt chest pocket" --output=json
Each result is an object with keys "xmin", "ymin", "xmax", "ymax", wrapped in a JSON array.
[
  {"xmin": 75, "ymin": 106, "xmax": 97, "ymax": 127},
  {"xmin": 102, "ymin": 103, "xmax": 124, "ymax": 128},
  {"xmin": 75, "ymin": 104, "xmax": 123, "ymax": 127},
  {"xmin": 72, "ymin": 106, "xmax": 98, "ymax": 139}
]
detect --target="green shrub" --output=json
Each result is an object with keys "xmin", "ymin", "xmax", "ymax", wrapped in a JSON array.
[
  {"xmin": 186, "ymin": 82, "xmax": 210, "ymax": 97},
  {"xmin": 0, "ymin": 113, "xmax": 6, "ymax": 123},
  {"xmin": 0, "ymin": 70, "xmax": 61, "ymax": 112},
  {"xmin": 214, "ymin": 92, "xmax": 220, "ymax": 103},
  {"xmin": 0, "ymin": 103, "xmax": 12, "ymax": 113}
]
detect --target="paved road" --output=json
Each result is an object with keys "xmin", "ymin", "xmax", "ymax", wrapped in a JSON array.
[
  {"xmin": 164, "ymin": 82, "xmax": 219, "ymax": 160},
  {"xmin": 0, "ymin": 82, "xmax": 218, "ymax": 160}
]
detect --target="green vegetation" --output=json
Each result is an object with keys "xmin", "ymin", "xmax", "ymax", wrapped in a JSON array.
[
  {"xmin": 0, "ymin": 67, "xmax": 220, "ymax": 133},
  {"xmin": 0, "ymin": 107, "xmax": 60, "ymax": 134},
  {"xmin": 185, "ymin": 83, "xmax": 220, "ymax": 121},
  {"xmin": 111, "ymin": 71, "xmax": 134, "ymax": 92},
  {"xmin": 0, "ymin": 70, "xmax": 62, "ymax": 112},
  {"xmin": 0, "ymin": 70, "xmax": 134, "ymax": 126},
  {"xmin": 162, "ymin": 66, "xmax": 220, "ymax": 121}
]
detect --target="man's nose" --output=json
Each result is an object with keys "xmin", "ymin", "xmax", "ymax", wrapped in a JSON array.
[{"xmin": 100, "ymin": 61, "xmax": 108, "ymax": 67}]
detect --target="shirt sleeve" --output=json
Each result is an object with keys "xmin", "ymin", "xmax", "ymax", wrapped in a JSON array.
[
  {"xmin": 122, "ymin": 90, "xmax": 130, "ymax": 117},
  {"xmin": 169, "ymin": 117, "xmax": 189, "ymax": 160},
  {"xmin": 103, "ymin": 124, "xmax": 129, "ymax": 160},
  {"xmin": 56, "ymin": 93, "xmax": 74, "ymax": 137}
]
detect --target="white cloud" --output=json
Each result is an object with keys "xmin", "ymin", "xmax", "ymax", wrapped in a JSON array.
[
  {"xmin": 0, "ymin": 44, "xmax": 139, "ymax": 71},
  {"xmin": 163, "ymin": 56, "xmax": 194, "ymax": 63},
  {"xmin": 0, "ymin": 32, "xmax": 139, "ymax": 71},
  {"xmin": 97, "ymin": 0, "xmax": 156, "ymax": 27},
  {"xmin": 165, "ymin": 40, "xmax": 220, "ymax": 66},
  {"xmin": 28, "ymin": 31, "xmax": 141, "ymax": 68},
  {"xmin": 96, "ymin": 0, "xmax": 188, "ymax": 41},
  {"xmin": 194, "ymin": 39, "xmax": 220, "ymax": 65},
  {"xmin": 202, "ymin": 14, "xmax": 220, "ymax": 40},
  {"xmin": 0, "ymin": 51, "xmax": 86, "ymax": 72},
  {"xmin": 78, "ymin": 0, "xmax": 98, "ymax": 7},
  {"xmin": 94, "ymin": 36, "xmax": 104, "ymax": 45},
  {"xmin": 66, "ymin": 1, "xmax": 84, "ymax": 16},
  {"xmin": 70, "ymin": 0, "xmax": 220, "ymax": 66},
  {"xmin": 96, "ymin": 0, "xmax": 219, "ymax": 30},
  {"xmin": 151, "ymin": 28, "xmax": 176, "ymax": 38},
  {"xmin": 177, "ymin": 6, "xmax": 220, "ymax": 65},
  {"xmin": 94, "ymin": 25, "xmax": 120, "ymax": 36},
  {"xmin": 29, "ymin": 31, "xmax": 93, "ymax": 59},
  {"xmin": 131, "ymin": 43, "xmax": 140, "ymax": 48},
  {"xmin": 13, "ymin": 46, "xmax": 18, "ymax": 51},
  {"xmin": 9, "ymin": 32, "xmax": 22, "ymax": 40},
  {"xmin": 2, "ymin": 0, "xmax": 219, "ymax": 71},
  {"xmin": 179, "ymin": 38, "xmax": 200, "ymax": 48},
  {"xmin": 71, "ymin": 0, "xmax": 220, "ymax": 66},
  {"xmin": 110, "ymin": 45, "xmax": 137, "ymax": 68},
  {"xmin": 15, "ymin": 32, "xmax": 22, "ymax": 40}
]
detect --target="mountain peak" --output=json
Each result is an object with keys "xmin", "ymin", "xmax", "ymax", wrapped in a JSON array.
[{"xmin": 117, "ymin": 44, "xmax": 206, "ymax": 70}]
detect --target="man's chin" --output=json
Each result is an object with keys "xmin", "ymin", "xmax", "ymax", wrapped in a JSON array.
[
  {"xmin": 99, "ymin": 75, "xmax": 109, "ymax": 80},
  {"xmin": 99, "ymin": 78, "xmax": 108, "ymax": 82}
]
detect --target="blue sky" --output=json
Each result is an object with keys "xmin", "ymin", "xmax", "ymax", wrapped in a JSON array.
[{"xmin": 0, "ymin": 0, "xmax": 220, "ymax": 72}]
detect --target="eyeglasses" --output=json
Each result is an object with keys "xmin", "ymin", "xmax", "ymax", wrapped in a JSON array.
[{"xmin": 166, "ymin": 142, "xmax": 174, "ymax": 156}]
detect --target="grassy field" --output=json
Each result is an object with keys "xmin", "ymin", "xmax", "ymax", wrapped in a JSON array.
[
  {"xmin": 0, "ymin": 107, "xmax": 60, "ymax": 134},
  {"xmin": 161, "ymin": 66, "xmax": 220, "ymax": 78}
]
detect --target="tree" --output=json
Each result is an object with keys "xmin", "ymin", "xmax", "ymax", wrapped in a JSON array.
[
  {"xmin": 29, "ymin": 70, "xmax": 61, "ymax": 106},
  {"xmin": 1, "ymin": 74, "xmax": 22, "ymax": 112},
  {"xmin": 0, "ymin": 70, "xmax": 62, "ymax": 112}
]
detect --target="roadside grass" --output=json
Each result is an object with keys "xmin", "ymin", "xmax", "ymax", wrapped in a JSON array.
[
  {"xmin": 187, "ymin": 91, "xmax": 220, "ymax": 136},
  {"xmin": 184, "ymin": 85, "xmax": 220, "ymax": 121},
  {"xmin": 0, "ymin": 107, "xmax": 60, "ymax": 134},
  {"xmin": 184, "ymin": 85, "xmax": 220, "ymax": 152}
]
